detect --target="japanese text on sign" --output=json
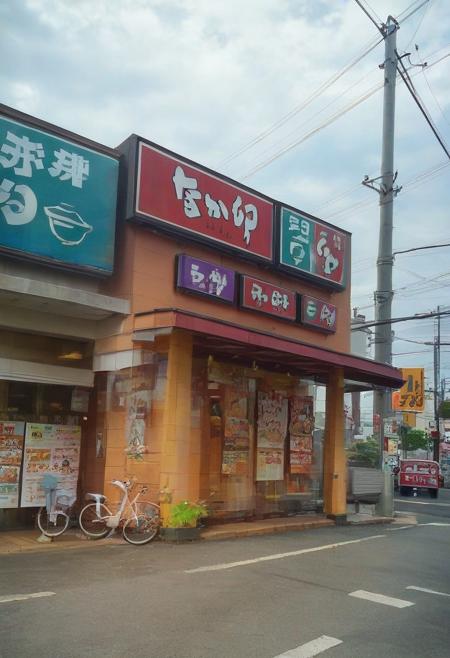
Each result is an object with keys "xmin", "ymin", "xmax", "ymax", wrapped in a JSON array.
[
  {"xmin": 176, "ymin": 254, "xmax": 236, "ymax": 303},
  {"xmin": 301, "ymin": 295, "xmax": 337, "ymax": 333},
  {"xmin": 240, "ymin": 275, "xmax": 297, "ymax": 321},
  {"xmin": 135, "ymin": 142, "xmax": 274, "ymax": 260},
  {"xmin": 0, "ymin": 114, "xmax": 118, "ymax": 273},
  {"xmin": 392, "ymin": 368, "xmax": 424, "ymax": 412},
  {"xmin": 279, "ymin": 207, "xmax": 347, "ymax": 288}
]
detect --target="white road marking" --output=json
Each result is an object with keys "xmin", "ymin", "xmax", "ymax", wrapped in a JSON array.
[
  {"xmin": 185, "ymin": 534, "xmax": 386, "ymax": 573},
  {"xmin": 395, "ymin": 499, "xmax": 450, "ymax": 507},
  {"xmin": 406, "ymin": 586, "xmax": 450, "ymax": 598},
  {"xmin": 0, "ymin": 591, "xmax": 55, "ymax": 604},
  {"xmin": 418, "ymin": 522, "xmax": 450, "ymax": 526},
  {"xmin": 349, "ymin": 590, "xmax": 414, "ymax": 608},
  {"xmin": 390, "ymin": 525, "xmax": 416, "ymax": 531},
  {"xmin": 273, "ymin": 635, "xmax": 342, "ymax": 658}
]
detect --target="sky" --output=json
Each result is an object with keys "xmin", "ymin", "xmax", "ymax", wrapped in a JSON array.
[{"xmin": 1, "ymin": 0, "xmax": 449, "ymax": 398}]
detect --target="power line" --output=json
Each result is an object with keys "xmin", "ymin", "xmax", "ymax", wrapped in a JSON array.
[
  {"xmin": 351, "ymin": 309, "xmax": 450, "ymax": 330},
  {"xmin": 216, "ymin": 34, "xmax": 383, "ymax": 168},
  {"xmin": 396, "ymin": 52, "xmax": 450, "ymax": 159}
]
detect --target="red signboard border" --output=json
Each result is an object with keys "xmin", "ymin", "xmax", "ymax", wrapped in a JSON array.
[
  {"xmin": 239, "ymin": 274, "xmax": 298, "ymax": 323},
  {"xmin": 123, "ymin": 136, "xmax": 275, "ymax": 265},
  {"xmin": 274, "ymin": 203, "xmax": 350, "ymax": 291},
  {"xmin": 298, "ymin": 294, "xmax": 338, "ymax": 334}
]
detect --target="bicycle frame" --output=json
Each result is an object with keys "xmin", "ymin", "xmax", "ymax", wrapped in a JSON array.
[{"xmin": 92, "ymin": 480, "xmax": 146, "ymax": 529}]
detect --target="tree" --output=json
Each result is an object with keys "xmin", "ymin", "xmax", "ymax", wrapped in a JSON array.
[
  {"xmin": 347, "ymin": 438, "xmax": 380, "ymax": 468},
  {"xmin": 399, "ymin": 427, "xmax": 429, "ymax": 457}
]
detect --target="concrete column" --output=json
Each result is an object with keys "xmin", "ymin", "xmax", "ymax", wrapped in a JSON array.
[
  {"xmin": 323, "ymin": 367, "xmax": 347, "ymax": 522},
  {"xmin": 159, "ymin": 329, "xmax": 198, "ymax": 520}
]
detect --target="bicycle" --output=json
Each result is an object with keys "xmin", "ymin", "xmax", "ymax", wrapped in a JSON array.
[
  {"xmin": 78, "ymin": 478, "xmax": 160, "ymax": 545},
  {"xmin": 37, "ymin": 474, "xmax": 75, "ymax": 538}
]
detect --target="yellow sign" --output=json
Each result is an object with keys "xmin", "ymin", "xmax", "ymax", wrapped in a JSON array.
[
  {"xmin": 392, "ymin": 368, "xmax": 424, "ymax": 412},
  {"xmin": 402, "ymin": 412, "xmax": 416, "ymax": 428}
]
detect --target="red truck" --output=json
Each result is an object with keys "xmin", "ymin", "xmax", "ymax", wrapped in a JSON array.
[{"xmin": 397, "ymin": 459, "xmax": 441, "ymax": 498}]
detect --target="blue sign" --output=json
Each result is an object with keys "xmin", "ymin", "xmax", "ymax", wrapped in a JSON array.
[{"xmin": 0, "ymin": 114, "xmax": 119, "ymax": 274}]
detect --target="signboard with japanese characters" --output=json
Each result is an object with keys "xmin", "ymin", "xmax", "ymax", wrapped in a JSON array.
[
  {"xmin": 125, "ymin": 138, "xmax": 274, "ymax": 262},
  {"xmin": 300, "ymin": 294, "xmax": 337, "ymax": 333},
  {"xmin": 240, "ymin": 275, "xmax": 297, "ymax": 321},
  {"xmin": 0, "ymin": 421, "xmax": 25, "ymax": 508},
  {"xmin": 0, "ymin": 110, "xmax": 119, "ymax": 274},
  {"xmin": 278, "ymin": 206, "xmax": 348, "ymax": 289},
  {"xmin": 176, "ymin": 254, "xmax": 236, "ymax": 304},
  {"xmin": 392, "ymin": 368, "xmax": 424, "ymax": 412}
]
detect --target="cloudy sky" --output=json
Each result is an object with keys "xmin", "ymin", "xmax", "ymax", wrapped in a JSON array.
[{"xmin": 2, "ymin": 0, "xmax": 449, "ymax": 393}]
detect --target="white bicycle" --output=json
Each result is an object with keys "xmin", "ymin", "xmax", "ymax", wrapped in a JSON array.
[{"xmin": 78, "ymin": 479, "xmax": 160, "ymax": 545}]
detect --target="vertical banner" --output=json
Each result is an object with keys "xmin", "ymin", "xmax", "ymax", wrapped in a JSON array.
[
  {"xmin": 20, "ymin": 423, "xmax": 81, "ymax": 507},
  {"xmin": 221, "ymin": 385, "xmax": 250, "ymax": 476},
  {"xmin": 0, "ymin": 421, "xmax": 25, "ymax": 508},
  {"xmin": 256, "ymin": 392, "xmax": 288, "ymax": 481},
  {"xmin": 289, "ymin": 396, "xmax": 314, "ymax": 475}
]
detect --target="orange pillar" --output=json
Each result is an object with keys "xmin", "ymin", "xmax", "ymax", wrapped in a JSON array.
[
  {"xmin": 159, "ymin": 329, "xmax": 199, "ymax": 521},
  {"xmin": 323, "ymin": 367, "xmax": 347, "ymax": 521}
]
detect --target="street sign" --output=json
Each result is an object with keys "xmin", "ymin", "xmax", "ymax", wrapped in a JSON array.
[{"xmin": 392, "ymin": 368, "xmax": 424, "ymax": 412}]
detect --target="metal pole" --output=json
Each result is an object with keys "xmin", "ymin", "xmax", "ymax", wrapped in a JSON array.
[
  {"xmin": 433, "ymin": 306, "xmax": 441, "ymax": 462},
  {"xmin": 374, "ymin": 17, "xmax": 398, "ymax": 463},
  {"xmin": 373, "ymin": 17, "xmax": 398, "ymax": 518}
]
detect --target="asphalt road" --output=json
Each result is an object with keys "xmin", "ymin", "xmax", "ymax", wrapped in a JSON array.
[{"xmin": 1, "ymin": 497, "xmax": 450, "ymax": 658}]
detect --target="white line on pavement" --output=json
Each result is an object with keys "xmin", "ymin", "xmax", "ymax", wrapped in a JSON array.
[
  {"xmin": 418, "ymin": 522, "xmax": 450, "ymax": 526},
  {"xmin": 406, "ymin": 586, "xmax": 450, "ymax": 598},
  {"xmin": 349, "ymin": 590, "xmax": 414, "ymax": 608},
  {"xmin": 0, "ymin": 592, "xmax": 55, "ymax": 604},
  {"xmin": 390, "ymin": 525, "xmax": 416, "ymax": 531},
  {"xmin": 273, "ymin": 635, "xmax": 342, "ymax": 658},
  {"xmin": 395, "ymin": 499, "xmax": 450, "ymax": 507},
  {"xmin": 185, "ymin": 534, "xmax": 386, "ymax": 573}
]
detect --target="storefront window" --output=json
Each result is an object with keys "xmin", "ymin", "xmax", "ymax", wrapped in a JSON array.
[{"xmin": 196, "ymin": 357, "xmax": 323, "ymax": 522}]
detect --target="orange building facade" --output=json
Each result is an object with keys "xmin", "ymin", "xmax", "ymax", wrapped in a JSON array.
[{"xmin": 84, "ymin": 136, "xmax": 403, "ymax": 524}]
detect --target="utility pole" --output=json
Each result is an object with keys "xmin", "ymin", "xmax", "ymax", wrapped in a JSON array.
[
  {"xmin": 363, "ymin": 16, "xmax": 400, "ymax": 461},
  {"xmin": 360, "ymin": 14, "xmax": 400, "ymax": 518},
  {"xmin": 433, "ymin": 306, "xmax": 441, "ymax": 461}
]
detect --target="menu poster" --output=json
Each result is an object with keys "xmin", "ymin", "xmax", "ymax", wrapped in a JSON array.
[
  {"xmin": 257, "ymin": 392, "xmax": 288, "ymax": 449},
  {"xmin": 256, "ymin": 448, "xmax": 284, "ymax": 481},
  {"xmin": 289, "ymin": 396, "xmax": 314, "ymax": 475},
  {"xmin": 0, "ymin": 421, "xmax": 25, "ymax": 508},
  {"xmin": 224, "ymin": 417, "xmax": 249, "ymax": 450},
  {"xmin": 21, "ymin": 424, "xmax": 81, "ymax": 507},
  {"xmin": 222, "ymin": 450, "xmax": 249, "ymax": 476},
  {"xmin": 126, "ymin": 390, "xmax": 151, "ymax": 449}
]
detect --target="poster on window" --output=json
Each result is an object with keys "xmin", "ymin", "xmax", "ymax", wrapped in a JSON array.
[
  {"xmin": 224, "ymin": 417, "xmax": 249, "ymax": 449},
  {"xmin": 289, "ymin": 396, "xmax": 314, "ymax": 475},
  {"xmin": 0, "ymin": 421, "xmax": 25, "ymax": 508},
  {"xmin": 20, "ymin": 423, "xmax": 81, "ymax": 507},
  {"xmin": 126, "ymin": 390, "xmax": 151, "ymax": 449},
  {"xmin": 222, "ymin": 450, "xmax": 249, "ymax": 476},
  {"xmin": 256, "ymin": 448, "xmax": 284, "ymax": 481},
  {"xmin": 257, "ymin": 392, "xmax": 288, "ymax": 449}
]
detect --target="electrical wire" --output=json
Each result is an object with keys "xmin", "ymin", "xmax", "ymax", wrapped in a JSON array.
[
  {"xmin": 396, "ymin": 52, "xmax": 450, "ymax": 159},
  {"xmin": 217, "ymin": 34, "xmax": 383, "ymax": 169}
]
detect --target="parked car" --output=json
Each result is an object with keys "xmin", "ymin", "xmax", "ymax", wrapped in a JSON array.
[{"xmin": 394, "ymin": 459, "xmax": 441, "ymax": 498}]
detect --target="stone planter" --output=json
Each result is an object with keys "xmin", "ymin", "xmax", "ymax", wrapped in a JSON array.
[{"xmin": 160, "ymin": 526, "xmax": 202, "ymax": 542}]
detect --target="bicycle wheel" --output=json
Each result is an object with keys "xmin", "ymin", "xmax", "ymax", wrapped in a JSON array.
[
  {"xmin": 78, "ymin": 503, "xmax": 110, "ymax": 539},
  {"xmin": 37, "ymin": 506, "xmax": 70, "ymax": 537},
  {"xmin": 122, "ymin": 505, "xmax": 160, "ymax": 545}
]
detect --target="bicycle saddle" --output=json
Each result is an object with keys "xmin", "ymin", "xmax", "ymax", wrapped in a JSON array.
[{"xmin": 86, "ymin": 493, "xmax": 106, "ymax": 503}]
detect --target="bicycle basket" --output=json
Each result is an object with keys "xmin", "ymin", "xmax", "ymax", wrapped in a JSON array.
[{"xmin": 56, "ymin": 490, "xmax": 76, "ymax": 510}]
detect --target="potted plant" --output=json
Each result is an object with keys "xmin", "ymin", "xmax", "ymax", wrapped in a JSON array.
[{"xmin": 160, "ymin": 499, "xmax": 208, "ymax": 542}]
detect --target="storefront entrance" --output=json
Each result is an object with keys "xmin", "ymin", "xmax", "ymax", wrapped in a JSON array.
[{"xmin": 196, "ymin": 358, "xmax": 323, "ymax": 522}]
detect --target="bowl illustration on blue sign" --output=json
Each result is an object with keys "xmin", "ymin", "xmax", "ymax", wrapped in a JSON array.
[{"xmin": 44, "ymin": 203, "xmax": 93, "ymax": 246}]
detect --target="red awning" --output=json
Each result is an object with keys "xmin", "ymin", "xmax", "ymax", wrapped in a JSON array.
[{"xmin": 134, "ymin": 308, "xmax": 403, "ymax": 389}]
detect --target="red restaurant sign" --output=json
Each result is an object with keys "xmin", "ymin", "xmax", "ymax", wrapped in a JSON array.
[
  {"xmin": 135, "ymin": 142, "xmax": 274, "ymax": 261},
  {"xmin": 240, "ymin": 275, "xmax": 297, "ymax": 321},
  {"xmin": 300, "ymin": 295, "xmax": 337, "ymax": 333}
]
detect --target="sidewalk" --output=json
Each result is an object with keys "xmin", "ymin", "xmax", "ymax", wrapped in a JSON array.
[{"xmin": 0, "ymin": 512, "xmax": 395, "ymax": 555}]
